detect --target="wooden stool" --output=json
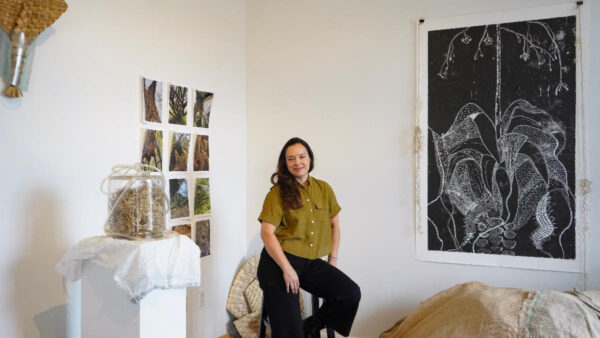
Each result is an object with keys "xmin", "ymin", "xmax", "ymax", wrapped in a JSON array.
[{"xmin": 258, "ymin": 294, "xmax": 335, "ymax": 338}]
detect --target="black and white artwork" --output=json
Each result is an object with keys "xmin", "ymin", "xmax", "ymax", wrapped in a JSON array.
[{"xmin": 417, "ymin": 5, "xmax": 585, "ymax": 271}]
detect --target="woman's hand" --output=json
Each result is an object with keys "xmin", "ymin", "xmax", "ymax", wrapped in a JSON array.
[
  {"xmin": 261, "ymin": 221, "xmax": 300, "ymax": 294},
  {"xmin": 328, "ymin": 256, "xmax": 337, "ymax": 267},
  {"xmin": 283, "ymin": 266, "xmax": 300, "ymax": 294}
]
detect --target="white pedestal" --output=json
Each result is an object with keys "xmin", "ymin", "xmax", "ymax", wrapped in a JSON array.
[{"xmin": 81, "ymin": 262, "xmax": 186, "ymax": 338}]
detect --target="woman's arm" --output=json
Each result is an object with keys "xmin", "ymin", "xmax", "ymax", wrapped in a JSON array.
[
  {"xmin": 328, "ymin": 214, "xmax": 340, "ymax": 266},
  {"xmin": 261, "ymin": 221, "xmax": 300, "ymax": 294}
]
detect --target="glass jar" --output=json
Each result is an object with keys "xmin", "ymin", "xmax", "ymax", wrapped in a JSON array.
[{"xmin": 105, "ymin": 173, "xmax": 167, "ymax": 239}]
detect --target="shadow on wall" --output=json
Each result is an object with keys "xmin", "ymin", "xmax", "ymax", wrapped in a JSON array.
[
  {"xmin": 33, "ymin": 304, "xmax": 69, "ymax": 338},
  {"xmin": 356, "ymin": 302, "xmax": 416, "ymax": 337},
  {"xmin": 248, "ymin": 231, "xmax": 263, "ymax": 256},
  {"xmin": 11, "ymin": 189, "xmax": 77, "ymax": 338}
]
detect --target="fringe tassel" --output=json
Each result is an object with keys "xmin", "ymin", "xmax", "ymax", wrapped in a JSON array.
[{"xmin": 4, "ymin": 85, "xmax": 23, "ymax": 97}]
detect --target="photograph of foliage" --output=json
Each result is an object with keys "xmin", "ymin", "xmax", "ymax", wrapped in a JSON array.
[
  {"xmin": 141, "ymin": 129, "xmax": 163, "ymax": 170},
  {"xmin": 169, "ymin": 84, "xmax": 188, "ymax": 125},
  {"xmin": 169, "ymin": 132, "xmax": 190, "ymax": 171},
  {"xmin": 142, "ymin": 77, "xmax": 162, "ymax": 123},
  {"xmin": 195, "ymin": 219, "xmax": 210, "ymax": 257},
  {"xmin": 169, "ymin": 178, "xmax": 190, "ymax": 219},
  {"xmin": 172, "ymin": 224, "xmax": 191, "ymax": 238},
  {"xmin": 194, "ymin": 178, "xmax": 211, "ymax": 215},
  {"xmin": 193, "ymin": 135, "xmax": 209, "ymax": 171},
  {"xmin": 193, "ymin": 90, "xmax": 213, "ymax": 128},
  {"xmin": 426, "ymin": 15, "xmax": 576, "ymax": 259}
]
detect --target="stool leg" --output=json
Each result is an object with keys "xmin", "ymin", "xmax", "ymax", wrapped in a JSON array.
[
  {"xmin": 311, "ymin": 294, "xmax": 335, "ymax": 337},
  {"xmin": 311, "ymin": 293, "xmax": 319, "ymax": 316},
  {"xmin": 258, "ymin": 297, "xmax": 267, "ymax": 338}
]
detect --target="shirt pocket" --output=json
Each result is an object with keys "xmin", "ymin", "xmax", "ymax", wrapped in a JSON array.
[{"xmin": 313, "ymin": 200, "xmax": 329, "ymax": 224}]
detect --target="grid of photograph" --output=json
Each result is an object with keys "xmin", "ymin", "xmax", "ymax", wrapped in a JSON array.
[{"xmin": 140, "ymin": 76, "xmax": 214, "ymax": 258}]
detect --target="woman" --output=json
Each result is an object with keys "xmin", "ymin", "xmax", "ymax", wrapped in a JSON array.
[{"xmin": 257, "ymin": 137, "xmax": 361, "ymax": 338}]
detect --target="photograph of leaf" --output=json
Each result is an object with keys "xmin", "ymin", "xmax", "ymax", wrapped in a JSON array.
[
  {"xmin": 194, "ymin": 178, "xmax": 211, "ymax": 215},
  {"xmin": 169, "ymin": 132, "xmax": 190, "ymax": 171},
  {"xmin": 193, "ymin": 135, "xmax": 209, "ymax": 171},
  {"xmin": 169, "ymin": 178, "xmax": 190, "ymax": 219},
  {"xmin": 195, "ymin": 219, "xmax": 210, "ymax": 257},
  {"xmin": 142, "ymin": 77, "xmax": 162, "ymax": 123},
  {"xmin": 172, "ymin": 224, "xmax": 191, "ymax": 238},
  {"xmin": 169, "ymin": 84, "xmax": 188, "ymax": 125},
  {"xmin": 194, "ymin": 90, "xmax": 213, "ymax": 128},
  {"xmin": 141, "ymin": 129, "xmax": 163, "ymax": 170}
]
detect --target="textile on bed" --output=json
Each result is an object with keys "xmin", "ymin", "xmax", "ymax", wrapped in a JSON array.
[
  {"xmin": 380, "ymin": 282, "xmax": 528, "ymax": 337},
  {"xmin": 380, "ymin": 281, "xmax": 600, "ymax": 338},
  {"xmin": 519, "ymin": 289, "xmax": 600, "ymax": 337}
]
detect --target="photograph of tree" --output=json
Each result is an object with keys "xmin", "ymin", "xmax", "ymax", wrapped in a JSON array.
[
  {"xmin": 426, "ymin": 15, "xmax": 576, "ymax": 259},
  {"xmin": 194, "ymin": 178, "xmax": 211, "ymax": 215},
  {"xmin": 172, "ymin": 224, "xmax": 191, "ymax": 238},
  {"xmin": 169, "ymin": 132, "xmax": 190, "ymax": 171},
  {"xmin": 169, "ymin": 178, "xmax": 190, "ymax": 219},
  {"xmin": 194, "ymin": 90, "xmax": 213, "ymax": 128},
  {"xmin": 141, "ymin": 129, "xmax": 163, "ymax": 170},
  {"xmin": 169, "ymin": 84, "xmax": 188, "ymax": 125},
  {"xmin": 137, "ymin": 78, "xmax": 217, "ymax": 244},
  {"xmin": 193, "ymin": 135, "xmax": 209, "ymax": 171},
  {"xmin": 142, "ymin": 77, "xmax": 162, "ymax": 123},
  {"xmin": 195, "ymin": 219, "xmax": 210, "ymax": 257}
]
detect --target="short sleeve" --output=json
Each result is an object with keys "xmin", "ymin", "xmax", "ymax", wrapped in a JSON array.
[
  {"xmin": 325, "ymin": 183, "xmax": 341, "ymax": 219},
  {"xmin": 258, "ymin": 188, "xmax": 283, "ymax": 226}
]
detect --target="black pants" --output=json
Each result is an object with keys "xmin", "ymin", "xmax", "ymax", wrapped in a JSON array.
[{"xmin": 257, "ymin": 248, "xmax": 361, "ymax": 338}]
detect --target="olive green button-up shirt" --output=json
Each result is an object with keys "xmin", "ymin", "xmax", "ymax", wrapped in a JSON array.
[{"xmin": 258, "ymin": 176, "xmax": 341, "ymax": 259}]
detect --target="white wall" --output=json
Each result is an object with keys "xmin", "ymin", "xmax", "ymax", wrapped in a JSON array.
[
  {"xmin": 1, "ymin": 1, "xmax": 598, "ymax": 337},
  {"xmin": 246, "ymin": 1, "xmax": 599, "ymax": 337},
  {"xmin": 0, "ymin": 1, "xmax": 246, "ymax": 337}
]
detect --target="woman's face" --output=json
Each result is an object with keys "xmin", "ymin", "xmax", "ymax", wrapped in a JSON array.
[{"xmin": 285, "ymin": 143, "xmax": 311, "ymax": 181}]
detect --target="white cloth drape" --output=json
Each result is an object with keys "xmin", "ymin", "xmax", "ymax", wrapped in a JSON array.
[{"xmin": 56, "ymin": 232, "xmax": 201, "ymax": 303}]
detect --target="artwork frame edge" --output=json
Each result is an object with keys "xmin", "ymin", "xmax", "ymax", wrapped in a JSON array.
[{"xmin": 414, "ymin": 3, "xmax": 591, "ymax": 273}]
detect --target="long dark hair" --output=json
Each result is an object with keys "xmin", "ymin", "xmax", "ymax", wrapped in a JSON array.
[{"xmin": 271, "ymin": 137, "xmax": 314, "ymax": 209}]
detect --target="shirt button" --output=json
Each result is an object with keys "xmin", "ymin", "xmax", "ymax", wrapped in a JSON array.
[
  {"xmin": 309, "ymin": 243, "xmax": 313, "ymax": 247},
  {"xmin": 311, "ymin": 232, "xmax": 314, "ymax": 235},
  {"xmin": 307, "ymin": 199, "xmax": 310, "ymax": 202},
  {"xmin": 310, "ymin": 209, "xmax": 313, "ymax": 212},
  {"xmin": 311, "ymin": 220, "xmax": 315, "ymax": 223}
]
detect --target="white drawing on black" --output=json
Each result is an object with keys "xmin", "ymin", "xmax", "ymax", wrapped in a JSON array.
[{"xmin": 428, "ymin": 17, "xmax": 576, "ymax": 259}]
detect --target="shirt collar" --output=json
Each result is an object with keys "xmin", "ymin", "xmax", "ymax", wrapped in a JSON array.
[{"xmin": 299, "ymin": 176, "xmax": 313, "ymax": 190}]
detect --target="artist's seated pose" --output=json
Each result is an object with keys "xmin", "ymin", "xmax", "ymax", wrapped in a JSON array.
[{"xmin": 257, "ymin": 137, "xmax": 361, "ymax": 338}]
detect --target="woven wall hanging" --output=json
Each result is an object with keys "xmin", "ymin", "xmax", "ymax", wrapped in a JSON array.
[{"xmin": 0, "ymin": 0, "xmax": 67, "ymax": 97}]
